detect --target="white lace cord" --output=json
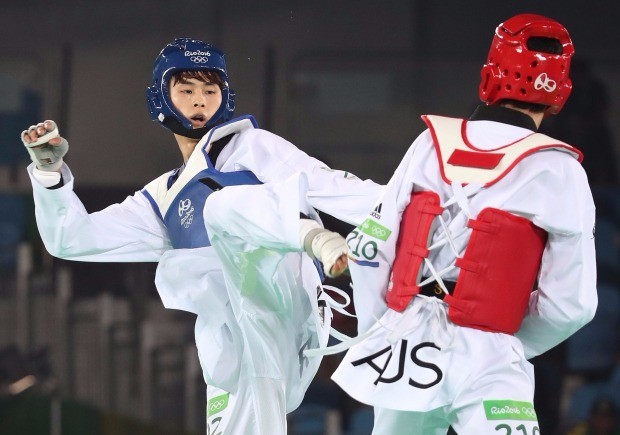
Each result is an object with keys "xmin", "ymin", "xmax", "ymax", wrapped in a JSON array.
[
  {"xmin": 412, "ymin": 182, "xmax": 483, "ymax": 348},
  {"xmin": 419, "ymin": 181, "xmax": 484, "ymax": 295},
  {"xmin": 304, "ymin": 281, "xmax": 412, "ymax": 357},
  {"xmin": 387, "ymin": 297, "xmax": 455, "ymax": 350},
  {"xmin": 385, "ymin": 256, "xmax": 453, "ymax": 346},
  {"xmin": 426, "ymin": 297, "xmax": 455, "ymax": 350},
  {"xmin": 449, "ymin": 182, "xmax": 472, "ymax": 219},
  {"xmin": 320, "ymin": 284, "xmax": 355, "ymax": 317},
  {"xmin": 429, "ymin": 183, "xmax": 482, "ymax": 256},
  {"xmin": 306, "ymin": 291, "xmax": 453, "ymax": 357},
  {"xmin": 417, "ymin": 265, "xmax": 456, "ymax": 288},
  {"xmin": 306, "ymin": 183, "xmax": 484, "ymax": 358},
  {"xmin": 414, "ymin": 215, "xmax": 462, "ymax": 298},
  {"xmin": 386, "ymin": 181, "xmax": 484, "ymax": 346},
  {"xmin": 321, "ymin": 284, "xmax": 356, "ymax": 342},
  {"xmin": 304, "ymin": 284, "xmax": 360, "ymax": 358},
  {"xmin": 330, "ymin": 328, "xmax": 353, "ymax": 342},
  {"xmin": 435, "ymin": 215, "xmax": 466, "ymax": 259},
  {"xmin": 304, "ymin": 324, "xmax": 382, "ymax": 357},
  {"xmin": 444, "ymin": 182, "xmax": 484, "ymax": 214}
]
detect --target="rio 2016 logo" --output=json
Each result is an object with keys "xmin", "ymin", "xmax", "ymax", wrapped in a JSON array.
[
  {"xmin": 178, "ymin": 199, "xmax": 195, "ymax": 228},
  {"xmin": 185, "ymin": 50, "xmax": 211, "ymax": 64},
  {"xmin": 184, "ymin": 50, "xmax": 211, "ymax": 57},
  {"xmin": 533, "ymin": 73, "xmax": 556, "ymax": 93}
]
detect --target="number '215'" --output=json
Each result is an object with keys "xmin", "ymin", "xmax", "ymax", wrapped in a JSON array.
[{"xmin": 495, "ymin": 424, "xmax": 539, "ymax": 435}]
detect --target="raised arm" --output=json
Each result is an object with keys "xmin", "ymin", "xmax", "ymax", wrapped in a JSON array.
[{"xmin": 23, "ymin": 120, "xmax": 172, "ymax": 262}]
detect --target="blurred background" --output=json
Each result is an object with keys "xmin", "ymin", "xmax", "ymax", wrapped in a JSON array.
[{"xmin": 0, "ymin": 0, "xmax": 619, "ymax": 434}]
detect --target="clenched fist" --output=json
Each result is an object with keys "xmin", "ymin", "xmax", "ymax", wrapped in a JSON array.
[
  {"xmin": 303, "ymin": 225, "xmax": 349, "ymax": 278},
  {"xmin": 21, "ymin": 120, "xmax": 68, "ymax": 172}
]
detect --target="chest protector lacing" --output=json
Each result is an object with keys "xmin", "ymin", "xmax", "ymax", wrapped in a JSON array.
[{"xmin": 387, "ymin": 115, "xmax": 581, "ymax": 334}]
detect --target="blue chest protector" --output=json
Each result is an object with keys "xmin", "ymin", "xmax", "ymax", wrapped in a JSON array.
[
  {"xmin": 164, "ymin": 168, "xmax": 262, "ymax": 249},
  {"xmin": 140, "ymin": 116, "xmax": 266, "ymax": 250}
]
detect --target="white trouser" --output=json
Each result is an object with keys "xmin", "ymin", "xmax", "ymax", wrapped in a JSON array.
[
  {"xmin": 206, "ymin": 377, "xmax": 286, "ymax": 435},
  {"xmin": 333, "ymin": 296, "xmax": 539, "ymax": 434},
  {"xmin": 202, "ymin": 179, "xmax": 330, "ymax": 434}
]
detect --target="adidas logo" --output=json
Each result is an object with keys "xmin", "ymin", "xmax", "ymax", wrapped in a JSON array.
[{"xmin": 371, "ymin": 203, "xmax": 382, "ymax": 219}]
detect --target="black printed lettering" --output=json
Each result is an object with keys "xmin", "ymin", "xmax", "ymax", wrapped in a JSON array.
[
  {"xmin": 352, "ymin": 339, "xmax": 444, "ymax": 389},
  {"xmin": 408, "ymin": 342, "xmax": 443, "ymax": 389},
  {"xmin": 375, "ymin": 340, "xmax": 407, "ymax": 384},
  {"xmin": 351, "ymin": 344, "xmax": 395, "ymax": 385}
]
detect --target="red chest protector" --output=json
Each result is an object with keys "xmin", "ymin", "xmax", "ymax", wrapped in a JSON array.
[{"xmin": 387, "ymin": 115, "xmax": 582, "ymax": 334}]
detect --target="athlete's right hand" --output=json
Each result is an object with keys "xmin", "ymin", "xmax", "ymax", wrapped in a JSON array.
[
  {"xmin": 21, "ymin": 120, "xmax": 69, "ymax": 172},
  {"xmin": 308, "ymin": 229, "xmax": 349, "ymax": 278}
]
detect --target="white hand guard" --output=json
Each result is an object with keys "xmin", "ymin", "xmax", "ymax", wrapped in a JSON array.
[
  {"xmin": 21, "ymin": 121, "xmax": 69, "ymax": 172},
  {"xmin": 301, "ymin": 220, "xmax": 349, "ymax": 278}
]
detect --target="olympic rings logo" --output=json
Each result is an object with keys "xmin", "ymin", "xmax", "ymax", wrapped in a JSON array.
[
  {"xmin": 182, "ymin": 214, "xmax": 194, "ymax": 228},
  {"xmin": 522, "ymin": 407, "xmax": 537, "ymax": 418},
  {"xmin": 208, "ymin": 398, "xmax": 226, "ymax": 413},
  {"xmin": 191, "ymin": 56, "xmax": 210, "ymax": 63},
  {"xmin": 370, "ymin": 226, "xmax": 387, "ymax": 238}
]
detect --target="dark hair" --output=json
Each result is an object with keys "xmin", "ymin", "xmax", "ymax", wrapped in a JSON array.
[
  {"xmin": 499, "ymin": 99, "xmax": 549, "ymax": 114},
  {"xmin": 170, "ymin": 70, "xmax": 225, "ymax": 88}
]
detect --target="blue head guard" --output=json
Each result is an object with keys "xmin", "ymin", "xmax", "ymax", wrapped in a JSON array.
[{"xmin": 147, "ymin": 38, "xmax": 236, "ymax": 139}]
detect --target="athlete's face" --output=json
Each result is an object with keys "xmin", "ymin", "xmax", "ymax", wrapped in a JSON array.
[{"xmin": 169, "ymin": 77, "xmax": 222, "ymax": 128}]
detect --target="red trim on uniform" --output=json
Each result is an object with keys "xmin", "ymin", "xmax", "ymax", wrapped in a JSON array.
[
  {"xmin": 423, "ymin": 115, "xmax": 585, "ymax": 187},
  {"xmin": 447, "ymin": 149, "xmax": 505, "ymax": 169},
  {"xmin": 486, "ymin": 145, "xmax": 584, "ymax": 185}
]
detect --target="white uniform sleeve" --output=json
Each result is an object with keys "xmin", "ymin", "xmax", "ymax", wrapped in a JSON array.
[
  {"xmin": 229, "ymin": 129, "xmax": 383, "ymax": 226},
  {"xmin": 28, "ymin": 163, "xmax": 171, "ymax": 262},
  {"xmin": 512, "ymin": 153, "xmax": 597, "ymax": 359},
  {"xmin": 32, "ymin": 167, "xmax": 62, "ymax": 187}
]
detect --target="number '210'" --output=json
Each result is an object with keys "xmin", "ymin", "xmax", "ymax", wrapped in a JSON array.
[
  {"xmin": 346, "ymin": 230, "xmax": 378, "ymax": 260},
  {"xmin": 495, "ymin": 424, "xmax": 539, "ymax": 435}
]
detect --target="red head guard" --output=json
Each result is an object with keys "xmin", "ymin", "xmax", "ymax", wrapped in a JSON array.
[{"xmin": 479, "ymin": 14, "xmax": 575, "ymax": 115}]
